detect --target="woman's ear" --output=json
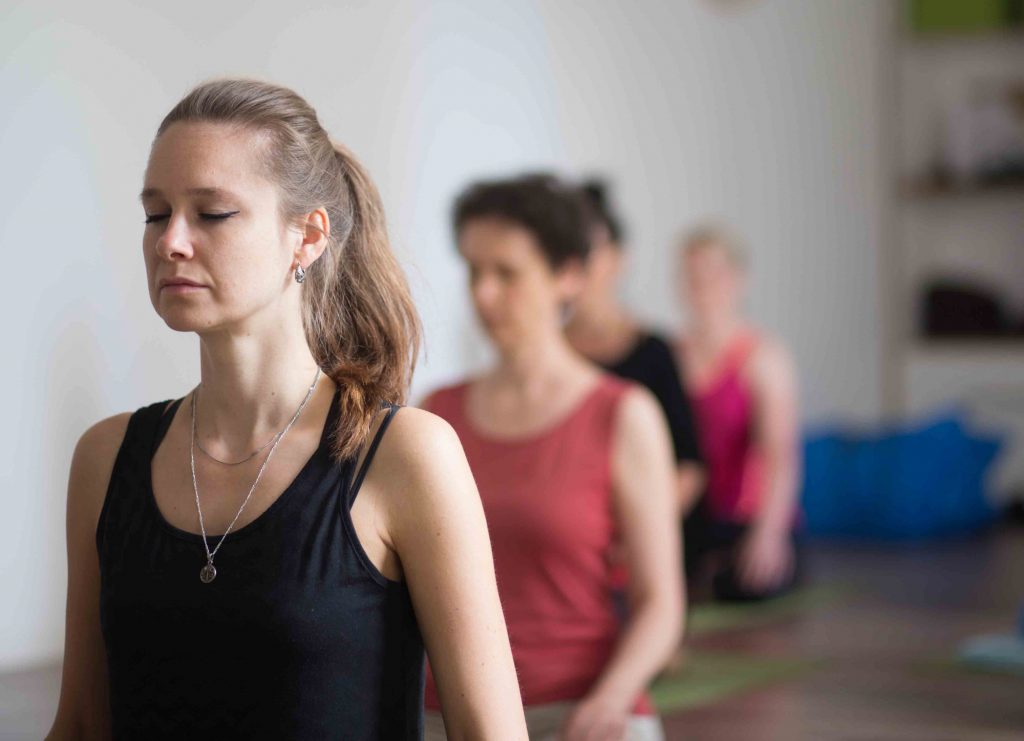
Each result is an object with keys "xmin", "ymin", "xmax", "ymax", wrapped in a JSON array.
[
  {"xmin": 555, "ymin": 256, "xmax": 587, "ymax": 304},
  {"xmin": 294, "ymin": 207, "xmax": 330, "ymax": 270},
  {"xmin": 607, "ymin": 243, "xmax": 626, "ymax": 278},
  {"xmin": 589, "ymin": 240, "xmax": 625, "ymax": 282}
]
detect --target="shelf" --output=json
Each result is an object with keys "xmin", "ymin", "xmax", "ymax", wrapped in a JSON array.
[
  {"xmin": 901, "ymin": 29, "xmax": 1024, "ymax": 45},
  {"xmin": 901, "ymin": 177, "xmax": 1024, "ymax": 201},
  {"xmin": 908, "ymin": 337, "xmax": 1024, "ymax": 358}
]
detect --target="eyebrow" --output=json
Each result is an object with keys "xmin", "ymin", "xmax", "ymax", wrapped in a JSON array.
[{"xmin": 138, "ymin": 186, "xmax": 241, "ymax": 201}]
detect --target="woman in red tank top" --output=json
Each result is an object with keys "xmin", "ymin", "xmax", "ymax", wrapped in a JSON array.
[
  {"xmin": 675, "ymin": 223, "xmax": 801, "ymax": 602},
  {"xmin": 422, "ymin": 175, "xmax": 683, "ymax": 740}
]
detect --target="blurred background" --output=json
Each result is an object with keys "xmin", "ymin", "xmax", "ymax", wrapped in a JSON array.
[{"xmin": 1, "ymin": 0, "xmax": 1022, "ymax": 738}]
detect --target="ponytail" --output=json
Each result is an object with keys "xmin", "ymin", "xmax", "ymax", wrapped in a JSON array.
[{"xmin": 303, "ymin": 144, "xmax": 420, "ymax": 460}]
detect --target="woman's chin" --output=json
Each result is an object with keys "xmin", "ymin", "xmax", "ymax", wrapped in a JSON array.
[
  {"xmin": 157, "ymin": 309, "xmax": 217, "ymax": 334},
  {"xmin": 489, "ymin": 331, "xmax": 528, "ymax": 358},
  {"xmin": 690, "ymin": 304, "xmax": 726, "ymax": 323},
  {"xmin": 163, "ymin": 318, "xmax": 205, "ymax": 333}
]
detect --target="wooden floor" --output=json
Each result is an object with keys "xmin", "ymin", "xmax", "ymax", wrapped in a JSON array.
[
  {"xmin": 663, "ymin": 527, "xmax": 1024, "ymax": 740},
  {"xmin": 2, "ymin": 529, "xmax": 1023, "ymax": 740}
]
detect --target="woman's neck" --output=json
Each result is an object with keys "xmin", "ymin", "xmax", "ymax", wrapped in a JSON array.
[
  {"xmin": 194, "ymin": 313, "xmax": 328, "ymax": 452},
  {"xmin": 564, "ymin": 298, "xmax": 638, "ymax": 364},
  {"xmin": 689, "ymin": 313, "xmax": 745, "ymax": 352},
  {"xmin": 490, "ymin": 328, "xmax": 592, "ymax": 401}
]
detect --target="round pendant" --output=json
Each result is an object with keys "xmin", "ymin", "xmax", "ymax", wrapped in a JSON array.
[{"xmin": 200, "ymin": 562, "xmax": 217, "ymax": 583}]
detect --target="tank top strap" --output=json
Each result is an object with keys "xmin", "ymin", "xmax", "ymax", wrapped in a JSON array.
[
  {"xmin": 345, "ymin": 402, "xmax": 401, "ymax": 509},
  {"xmin": 591, "ymin": 373, "xmax": 631, "ymax": 413},
  {"xmin": 119, "ymin": 396, "xmax": 183, "ymax": 475},
  {"xmin": 96, "ymin": 396, "xmax": 183, "ymax": 553},
  {"xmin": 690, "ymin": 330, "xmax": 759, "ymax": 387},
  {"xmin": 595, "ymin": 373, "xmax": 632, "ymax": 437},
  {"xmin": 720, "ymin": 331, "xmax": 760, "ymax": 378},
  {"xmin": 151, "ymin": 396, "xmax": 185, "ymax": 453},
  {"xmin": 568, "ymin": 374, "xmax": 632, "ymax": 457}
]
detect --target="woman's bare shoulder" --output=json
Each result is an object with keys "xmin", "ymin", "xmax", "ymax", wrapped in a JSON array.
[
  {"xmin": 748, "ymin": 333, "xmax": 797, "ymax": 385},
  {"xmin": 68, "ymin": 411, "xmax": 135, "ymax": 526},
  {"xmin": 611, "ymin": 382, "xmax": 670, "ymax": 455},
  {"xmin": 363, "ymin": 406, "xmax": 478, "ymax": 519},
  {"xmin": 75, "ymin": 412, "xmax": 133, "ymax": 468},
  {"xmin": 75, "ymin": 398, "xmax": 174, "ymax": 466},
  {"xmin": 80, "ymin": 410, "xmax": 133, "ymax": 444},
  {"xmin": 375, "ymin": 406, "xmax": 464, "ymax": 477}
]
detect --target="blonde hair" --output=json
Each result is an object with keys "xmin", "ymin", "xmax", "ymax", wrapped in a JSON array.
[
  {"xmin": 156, "ymin": 78, "xmax": 421, "ymax": 461},
  {"xmin": 679, "ymin": 221, "xmax": 748, "ymax": 270}
]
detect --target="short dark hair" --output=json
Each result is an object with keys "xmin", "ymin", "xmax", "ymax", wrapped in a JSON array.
[
  {"xmin": 452, "ymin": 173, "xmax": 591, "ymax": 269},
  {"xmin": 580, "ymin": 178, "xmax": 626, "ymax": 245}
]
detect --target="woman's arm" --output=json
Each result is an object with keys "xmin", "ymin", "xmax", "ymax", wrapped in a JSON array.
[
  {"xmin": 367, "ymin": 407, "xmax": 527, "ymax": 741},
  {"xmin": 47, "ymin": 413, "xmax": 131, "ymax": 741},
  {"xmin": 563, "ymin": 387, "xmax": 685, "ymax": 740},
  {"xmin": 677, "ymin": 463, "xmax": 705, "ymax": 517},
  {"xmin": 655, "ymin": 342, "xmax": 706, "ymax": 516},
  {"xmin": 739, "ymin": 337, "xmax": 800, "ymax": 591}
]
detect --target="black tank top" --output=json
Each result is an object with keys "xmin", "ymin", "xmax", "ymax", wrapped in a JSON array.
[{"xmin": 96, "ymin": 389, "xmax": 425, "ymax": 739}]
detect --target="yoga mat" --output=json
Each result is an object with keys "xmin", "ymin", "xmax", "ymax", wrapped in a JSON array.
[
  {"xmin": 958, "ymin": 634, "xmax": 1024, "ymax": 677},
  {"xmin": 651, "ymin": 651, "xmax": 824, "ymax": 713},
  {"xmin": 686, "ymin": 584, "xmax": 850, "ymax": 637},
  {"xmin": 914, "ymin": 648, "xmax": 1024, "ymax": 681}
]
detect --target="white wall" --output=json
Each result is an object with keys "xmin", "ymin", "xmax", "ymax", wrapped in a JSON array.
[
  {"xmin": 0, "ymin": 0, "xmax": 887, "ymax": 670},
  {"xmin": 530, "ymin": 1, "xmax": 887, "ymax": 421}
]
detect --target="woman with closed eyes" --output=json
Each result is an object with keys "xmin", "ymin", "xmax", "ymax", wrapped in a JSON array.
[{"xmin": 46, "ymin": 78, "xmax": 526, "ymax": 740}]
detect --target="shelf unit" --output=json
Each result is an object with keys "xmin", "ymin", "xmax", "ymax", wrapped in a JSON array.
[{"xmin": 886, "ymin": 4, "xmax": 1024, "ymax": 499}]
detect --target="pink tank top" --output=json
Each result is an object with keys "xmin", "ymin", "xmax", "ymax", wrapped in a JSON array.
[
  {"xmin": 682, "ymin": 332, "xmax": 765, "ymax": 523},
  {"xmin": 422, "ymin": 375, "xmax": 653, "ymax": 714}
]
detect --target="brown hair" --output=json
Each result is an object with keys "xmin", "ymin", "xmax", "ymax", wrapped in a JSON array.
[
  {"xmin": 155, "ymin": 78, "xmax": 420, "ymax": 461},
  {"xmin": 452, "ymin": 173, "xmax": 592, "ymax": 270},
  {"xmin": 580, "ymin": 178, "xmax": 626, "ymax": 246}
]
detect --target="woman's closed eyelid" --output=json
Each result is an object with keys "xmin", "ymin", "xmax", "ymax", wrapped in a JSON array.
[{"xmin": 144, "ymin": 210, "xmax": 239, "ymax": 224}]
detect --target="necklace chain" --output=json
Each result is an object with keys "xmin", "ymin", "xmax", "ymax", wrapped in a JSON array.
[
  {"xmin": 196, "ymin": 430, "xmax": 277, "ymax": 466},
  {"xmin": 189, "ymin": 368, "xmax": 322, "ymax": 582}
]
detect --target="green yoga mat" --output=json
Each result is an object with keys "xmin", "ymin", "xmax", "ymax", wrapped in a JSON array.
[
  {"xmin": 686, "ymin": 584, "xmax": 849, "ymax": 637},
  {"xmin": 646, "ymin": 586, "xmax": 843, "ymax": 713},
  {"xmin": 651, "ymin": 651, "xmax": 824, "ymax": 713}
]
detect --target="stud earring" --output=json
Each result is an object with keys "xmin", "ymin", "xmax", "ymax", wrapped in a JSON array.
[{"xmin": 294, "ymin": 264, "xmax": 306, "ymax": 284}]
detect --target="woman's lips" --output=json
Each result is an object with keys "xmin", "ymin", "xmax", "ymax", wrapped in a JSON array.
[{"xmin": 161, "ymin": 283, "xmax": 207, "ymax": 294}]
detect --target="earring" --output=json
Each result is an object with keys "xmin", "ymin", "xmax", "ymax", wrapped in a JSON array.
[{"xmin": 294, "ymin": 264, "xmax": 306, "ymax": 284}]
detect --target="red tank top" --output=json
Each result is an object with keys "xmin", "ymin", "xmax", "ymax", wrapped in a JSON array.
[
  {"xmin": 682, "ymin": 332, "xmax": 765, "ymax": 523},
  {"xmin": 422, "ymin": 375, "xmax": 654, "ymax": 714}
]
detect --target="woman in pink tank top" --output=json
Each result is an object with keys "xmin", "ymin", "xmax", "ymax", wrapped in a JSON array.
[
  {"xmin": 422, "ymin": 175, "xmax": 683, "ymax": 740},
  {"xmin": 676, "ymin": 223, "xmax": 801, "ymax": 602}
]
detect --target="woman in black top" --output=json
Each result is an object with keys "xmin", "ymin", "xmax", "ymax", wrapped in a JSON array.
[
  {"xmin": 566, "ymin": 181, "xmax": 704, "ymax": 515},
  {"xmin": 47, "ymin": 78, "xmax": 526, "ymax": 740}
]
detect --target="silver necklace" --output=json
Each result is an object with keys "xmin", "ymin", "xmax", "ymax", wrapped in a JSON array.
[
  {"xmin": 197, "ymin": 428, "xmax": 276, "ymax": 466},
  {"xmin": 189, "ymin": 367, "xmax": 322, "ymax": 583}
]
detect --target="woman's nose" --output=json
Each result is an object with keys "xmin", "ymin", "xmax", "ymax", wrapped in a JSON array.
[
  {"xmin": 155, "ymin": 214, "xmax": 194, "ymax": 260},
  {"xmin": 471, "ymin": 275, "xmax": 501, "ymax": 311}
]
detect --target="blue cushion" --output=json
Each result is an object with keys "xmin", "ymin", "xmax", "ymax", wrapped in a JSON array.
[{"xmin": 801, "ymin": 409, "xmax": 1002, "ymax": 539}]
